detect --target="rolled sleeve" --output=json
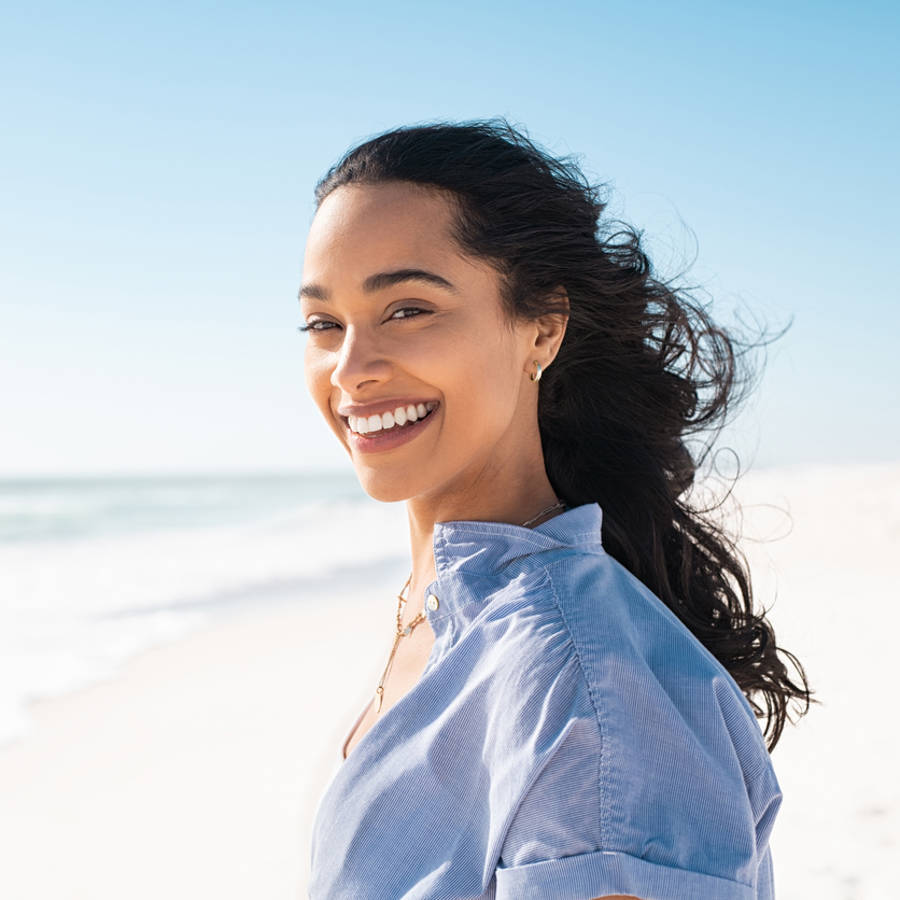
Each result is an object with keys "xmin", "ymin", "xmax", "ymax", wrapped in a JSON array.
[
  {"xmin": 495, "ymin": 849, "xmax": 755, "ymax": 900},
  {"xmin": 493, "ymin": 710, "xmax": 762, "ymax": 900}
]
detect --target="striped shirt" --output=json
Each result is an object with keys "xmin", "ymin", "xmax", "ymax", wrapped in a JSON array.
[{"xmin": 309, "ymin": 503, "xmax": 781, "ymax": 899}]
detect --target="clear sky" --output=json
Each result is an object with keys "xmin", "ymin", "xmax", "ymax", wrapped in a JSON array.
[{"xmin": 1, "ymin": 1, "xmax": 897, "ymax": 475}]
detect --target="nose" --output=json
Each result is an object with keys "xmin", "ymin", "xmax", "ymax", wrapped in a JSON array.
[{"xmin": 329, "ymin": 325, "xmax": 392, "ymax": 393}]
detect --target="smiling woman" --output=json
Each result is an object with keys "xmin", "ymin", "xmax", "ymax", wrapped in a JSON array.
[{"xmin": 298, "ymin": 120, "xmax": 810, "ymax": 900}]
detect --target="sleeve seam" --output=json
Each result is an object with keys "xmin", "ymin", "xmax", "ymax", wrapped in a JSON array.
[{"xmin": 542, "ymin": 564, "xmax": 611, "ymax": 851}]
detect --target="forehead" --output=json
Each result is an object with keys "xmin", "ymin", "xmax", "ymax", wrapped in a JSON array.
[{"xmin": 303, "ymin": 182, "xmax": 464, "ymax": 281}]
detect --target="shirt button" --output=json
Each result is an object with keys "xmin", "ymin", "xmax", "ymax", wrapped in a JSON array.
[{"xmin": 426, "ymin": 593, "xmax": 440, "ymax": 611}]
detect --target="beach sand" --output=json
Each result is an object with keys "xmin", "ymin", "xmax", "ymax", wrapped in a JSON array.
[
  {"xmin": 0, "ymin": 592, "xmax": 389, "ymax": 899},
  {"xmin": 1, "ymin": 464, "xmax": 896, "ymax": 898}
]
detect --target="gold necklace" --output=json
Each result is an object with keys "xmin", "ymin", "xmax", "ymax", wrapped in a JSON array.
[
  {"xmin": 374, "ymin": 574, "xmax": 422, "ymax": 713},
  {"xmin": 520, "ymin": 499, "xmax": 566, "ymax": 528},
  {"xmin": 373, "ymin": 499, "xmax": 566, "ymax": 714}
]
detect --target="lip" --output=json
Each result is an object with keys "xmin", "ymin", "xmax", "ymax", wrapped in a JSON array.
[{"xmin": 345, "ymin": 402, "xmax": 440, "ymax": 454}]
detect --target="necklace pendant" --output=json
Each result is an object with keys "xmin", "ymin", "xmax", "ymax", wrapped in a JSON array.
[{"xmin": 375, "ymin": 686, "xmax": 385, "ymax": 713}]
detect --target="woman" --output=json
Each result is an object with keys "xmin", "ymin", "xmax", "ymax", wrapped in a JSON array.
[{"xmin": 299, "ymin": 120, "xmax": 810, "ymax": 899}]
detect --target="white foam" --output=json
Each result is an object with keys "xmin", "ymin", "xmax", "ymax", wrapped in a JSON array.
[{"xmin": 0, "ymin": 491, "xmax": 408, "ymax": 746}]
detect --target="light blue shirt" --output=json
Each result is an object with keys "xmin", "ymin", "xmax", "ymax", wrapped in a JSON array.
[{"xmin": 310, "ymin": 503, "xmax": 781, "ymax": 899}]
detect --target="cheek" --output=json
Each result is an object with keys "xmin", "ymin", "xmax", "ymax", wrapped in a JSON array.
[{"xmin": 442, "ymin": 336, "xmax": 521, "ymax": 430}]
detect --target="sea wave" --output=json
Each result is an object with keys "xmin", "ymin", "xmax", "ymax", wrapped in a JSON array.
[{"xmin": 0, "ymin": 473, "xmax": 409, "ymax": 747}]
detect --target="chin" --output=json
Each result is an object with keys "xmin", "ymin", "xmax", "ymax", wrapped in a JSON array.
[{"xmin": 354, "ymin": 468, "xmax": 417, "ymax": 504}]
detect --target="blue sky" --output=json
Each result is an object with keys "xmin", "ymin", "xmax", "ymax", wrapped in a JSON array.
[{"xmin": 1, "ymin": 1, "xmax": 897, "ymax": 475}]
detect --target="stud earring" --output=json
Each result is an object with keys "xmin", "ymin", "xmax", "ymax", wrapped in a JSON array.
[{"xmin": 530, "ymin": 361, "xmax": 543, "ymax": 383}]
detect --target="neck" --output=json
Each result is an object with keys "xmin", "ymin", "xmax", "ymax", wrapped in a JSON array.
[{"xmin": 403, "ymin": 446, "xmax": 560, "ymax": 612}]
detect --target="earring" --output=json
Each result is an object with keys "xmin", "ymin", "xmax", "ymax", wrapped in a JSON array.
[{"xmin": 530, "ymin": 361, "xmax": 542, "ymax": 383}]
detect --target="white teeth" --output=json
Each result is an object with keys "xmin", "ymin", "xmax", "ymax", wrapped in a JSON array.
[{"xmin": 347, "ymin": 402, "xmax": 437, "ymax": 435}]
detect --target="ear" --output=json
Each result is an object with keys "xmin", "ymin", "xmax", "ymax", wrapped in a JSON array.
[{"xmin": 527, "ymin": 290, "xmax": 569, "ymax": 369}]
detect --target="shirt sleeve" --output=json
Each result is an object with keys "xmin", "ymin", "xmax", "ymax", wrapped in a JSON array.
[
  {"xmin": 492, "ymin": 676, "xmax": 781, "ymax": 900},
  {"xmin": 490, "ymin": 558, "xmax": 783, "ymax": 900}
]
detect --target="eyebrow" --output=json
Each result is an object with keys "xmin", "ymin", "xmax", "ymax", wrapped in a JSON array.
[{"xmin": 298, "ymin": 268, "xmax": 458, "ymax": 302}]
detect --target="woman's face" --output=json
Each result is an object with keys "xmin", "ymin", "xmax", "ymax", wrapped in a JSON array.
[{"xmin": 300, "ymin": 181, "xmax": 546, "ymax": 505}]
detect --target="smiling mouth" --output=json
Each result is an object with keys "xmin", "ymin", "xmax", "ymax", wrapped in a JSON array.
[{"xmin": 344, "ymin": 401, "xmax": 438, "ymax": 436}]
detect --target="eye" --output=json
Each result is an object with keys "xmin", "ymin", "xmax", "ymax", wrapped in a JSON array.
[
  {"xmin": 390, "ymin": 306, "xmax": 430, "ymax": 321},
  {"xmin": 297, "ymin": 319, "xmax": 339, "ymax": 333},
  {"xmin": 298, "ymin": 307, "xmax": 430, "ymax": 334}
]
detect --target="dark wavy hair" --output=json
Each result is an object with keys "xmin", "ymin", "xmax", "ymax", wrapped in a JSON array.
[{"xmin": 313, "ymin": 119, "xmax": 812, "ymax": 750}]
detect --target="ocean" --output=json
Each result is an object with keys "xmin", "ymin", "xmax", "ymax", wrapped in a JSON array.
[{"xmin": 0, "ymin": 471, "xmax": 409, "ymax": 747}]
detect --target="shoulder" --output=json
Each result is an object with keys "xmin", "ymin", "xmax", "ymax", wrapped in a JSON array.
[
  {"xmin": 539, "ymin": 547, "xmax": 775, "ymax": 781},
  {"xmin": 479, "ymin": 546, "xmax": 774, "ymax": 774}
]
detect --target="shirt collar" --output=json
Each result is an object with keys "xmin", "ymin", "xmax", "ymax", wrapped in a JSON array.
[{"xmin": 424, "ymin": 502, "xmax": 604, "ymax": 629}]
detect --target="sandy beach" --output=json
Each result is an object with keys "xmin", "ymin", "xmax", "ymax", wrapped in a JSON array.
[
  {"xmin": 0, "ymin": 590, "xmax": 391, "ymax": 899},
  {"xmin": 1, "ymin": 463, "xmax": 897, "ymax": 899}
]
